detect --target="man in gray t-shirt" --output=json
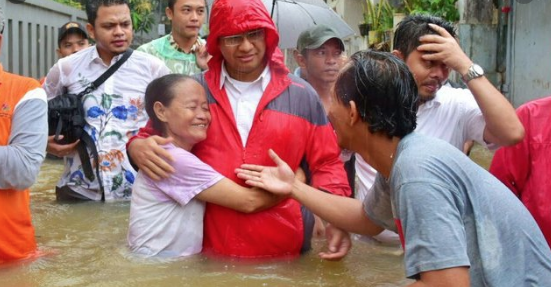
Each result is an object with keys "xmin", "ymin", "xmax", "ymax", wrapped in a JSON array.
[
  {"xmin": 237, "ymin": 50, "xmax": 551, "ymax": 285},
  {"xmin": 365, "ymin": 133, "xmax": 551, "ymax": 285}
]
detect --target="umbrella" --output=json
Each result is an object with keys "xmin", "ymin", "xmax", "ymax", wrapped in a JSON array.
[{"xmin": 206, "ymin": 0, "xmax": 355, "ymax": 49}]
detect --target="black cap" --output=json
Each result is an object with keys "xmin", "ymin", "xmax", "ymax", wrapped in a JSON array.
[{"xmin": 58, "ymin": 22, "xmax": 88, "ymax": 46}]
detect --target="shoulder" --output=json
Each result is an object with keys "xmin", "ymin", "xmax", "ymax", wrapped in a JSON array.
[
  {"xmin": 517, "ymin": 96, "xmax": 551, "ymax": 117},
  {"xmin": 1, "ymin": 71, "xmax": 43, "ymax": 100},
  {"xmin": 395, "ymin": 134, "xmax": 457, "ymax": 170},
  {"xmin": 130, "ymin": 50, "xmax": 170, "ymax": 72},
  {"xmin": 137, "ymin": 36, "xmax": 167, "ymax": 53},
  {"xmin": 436, "ymin": 85, "xmax": 476, "ymax": 105},
  {"xmin": 163, "ymin": 144, "xmax": 212, "ymax": 172},
  {"xmin": 267, "ymin": 74, "xmax": 327, "ymax": 126}
]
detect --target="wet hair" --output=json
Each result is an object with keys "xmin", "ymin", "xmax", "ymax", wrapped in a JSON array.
[
  {"xmin": 86, "ymin": 0, "xmax": 130, "ymax": 27},
  {"xmin": 393, "ymin": 14, "xmax": 457, "ymax": 59},
  {"xmin": 145, "ymin": 74, "xmax": 196, "ymax": 133},
  {"xmin": 334, "ymin": 50, "xmax": 419, "ymax": 138}
]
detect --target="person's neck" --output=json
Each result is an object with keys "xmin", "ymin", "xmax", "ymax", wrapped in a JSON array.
[
  {"xmin": 309, "ymin": 79, "xmax": 334, "ymax": 113},
  {"xmin": 355, "ymin": 131, "xmax": 400, "ymax": 180},
  {"xmin": 172, "ymin": 32, "xmax": 198, "ymax": 53},
  {"xmin": 225, "ymin": 62, "xmax": 267, "ymax": 82},
  {"xmin": 97, "ymin": 48, "xmax": 118, "ymax": 66},
  {"xmin": 165, "ymin": 131, "xmax": 193, "ymax": 151}
]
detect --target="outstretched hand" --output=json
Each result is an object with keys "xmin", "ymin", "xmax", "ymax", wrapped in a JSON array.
[
  {"xmin": 236, "ymin": 149, "xmax": 295, "ymax": 196},
  {"xmin": 417, "ymin": 23, "xmax": 472, "ymax": 75}
]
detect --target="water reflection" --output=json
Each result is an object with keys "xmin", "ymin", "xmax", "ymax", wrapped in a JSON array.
[{"xmin": 0, "ymin": 158, "xmax": 415, "ymax": 287}]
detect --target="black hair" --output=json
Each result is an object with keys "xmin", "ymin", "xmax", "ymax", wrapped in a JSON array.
[
  {"xmin": 393, "ymin": 14, "xmax": 457, "ymax": 59},
  {"xmin": 334, "ymin": 50, "xmax": 419, "ymax": 138},
  {"xmin": 145, "ymin": 74, "xmax": 196, "ymax": 133},
  {"xmin": 167, "ymin": 0, "xmax": 208, "ymax": 12},
  {"xmin": 86, "ymin": 0, "xmax": 130, "ymax": 27}
]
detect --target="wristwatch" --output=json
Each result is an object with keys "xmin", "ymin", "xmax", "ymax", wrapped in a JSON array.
[{"xmin": 462, "ymin": 63, "xmax": 484, "ymax": 83}]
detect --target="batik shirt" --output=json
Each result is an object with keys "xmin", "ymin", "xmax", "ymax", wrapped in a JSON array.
[
  {"xmin": 137, "ymin": 34, "xmax": 206, "ymax": 75},
  {"xmin": 43, "ymin": 46, "xmax": 170, "ymax": 201}
]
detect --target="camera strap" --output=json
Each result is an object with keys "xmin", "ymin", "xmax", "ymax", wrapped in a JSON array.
[{"xmin": 74, "ymin": 49, "xmax": 133, "ymax": 194}]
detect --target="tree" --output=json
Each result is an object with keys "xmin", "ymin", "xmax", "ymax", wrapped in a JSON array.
[{"xmin": 52, "ymin": 0, "xmax": 159, "ymax": 34}]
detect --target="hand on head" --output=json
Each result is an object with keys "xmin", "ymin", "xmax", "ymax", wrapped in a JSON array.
[
  {"xmin": 417, "ymin": 23, "xmax": 472, "ymax": 75},
  {"xmin": 236, "ymin": 149, "xmax": 295, "ymax": 196}
]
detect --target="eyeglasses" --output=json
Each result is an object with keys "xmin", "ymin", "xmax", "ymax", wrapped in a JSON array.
[{"xmin": 220, "ymin": 29, "xmax": 265, "ymax": 47}]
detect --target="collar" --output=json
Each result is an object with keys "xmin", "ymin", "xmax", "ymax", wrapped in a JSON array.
[
  {"xmin": 90, "ymin": 47, "xmax": 130, "ymax": 66},
  {"xmin": 168, "ymin": 33, "xmax": 202, "ymax": 54},
  {"xmin": 219, "ymin": 62, "xmax": 271, "ymax": 91},
  {"xmin": 418, "ymin": 87, "xmax": 445, "ymax": 110}
]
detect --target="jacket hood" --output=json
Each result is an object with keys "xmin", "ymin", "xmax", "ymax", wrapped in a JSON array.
[{"xmin": 206, "ymin": 0, "xmax": 288, "ymax": 75}]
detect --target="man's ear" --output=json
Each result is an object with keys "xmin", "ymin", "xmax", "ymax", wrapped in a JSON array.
[
  {"xmin": 392, "ymin": 49, "xmax": 404, "ymax": 60},
  {"xmin": 165, "ymin": 7, "xmax": 174, "ymax": 21},
  {"xmin": 86, "ymin": 23, "xmax": 95, "ymax": 41},
  {"xmin": 348, "ymin": 100, "xmax": 361, "ymax": 126},
  {"xmin": 294, "ymin": 51, "xmax": 307, "ymax": 68}
]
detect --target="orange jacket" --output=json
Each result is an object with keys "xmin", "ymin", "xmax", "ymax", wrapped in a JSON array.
[{"xmin": 0, "ymin": 67, "xmax": 39, "ymax": 263}]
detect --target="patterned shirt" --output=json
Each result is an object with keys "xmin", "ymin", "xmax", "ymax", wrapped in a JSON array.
[
  {"xmin": 137, "ymin": 34, "xmax": 206, "ymax": 75},
  {"xmin": 43, "ymin": 46, "xmax": 170, "ymax": 201}
]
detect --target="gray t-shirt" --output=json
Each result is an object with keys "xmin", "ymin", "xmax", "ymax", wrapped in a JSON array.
[{"xmin": 365, "ymin": 133, "xmax": 551, "ymax": 285}]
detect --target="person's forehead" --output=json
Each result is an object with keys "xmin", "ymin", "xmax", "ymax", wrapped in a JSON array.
[
  {"xmin": 60, "ymin": 33, "xmax": 87, "ymax": 43},
  {"xmin": 313, "ymin": 38, "xmax": 343, "ymax": 50},
  {"xmin": 96, "ymin": 4, "xmax": 131, "ymax": 21},
  {"xmin": 175, "ymin": 0, "xmax": 206, "ymax": 8}
]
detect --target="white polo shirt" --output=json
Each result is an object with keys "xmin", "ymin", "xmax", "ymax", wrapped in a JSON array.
[{"xmin": 219, "ymin": 63, "xmax": 271, "ymax": 147}]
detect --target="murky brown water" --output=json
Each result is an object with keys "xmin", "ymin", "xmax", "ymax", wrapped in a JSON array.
[{"xmin": 0, "ymin": 145, "xmax": 492, "ymax": 287}]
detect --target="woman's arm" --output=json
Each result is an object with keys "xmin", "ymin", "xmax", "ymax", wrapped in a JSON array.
[{"xmin": 195, "ymin": 178, "xmax": 283, "ymax": 213}]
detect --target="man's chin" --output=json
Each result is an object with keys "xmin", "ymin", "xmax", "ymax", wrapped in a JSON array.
[{"xmin": 419, "ymin": 93, "xmax": 436, "ymax": 104}]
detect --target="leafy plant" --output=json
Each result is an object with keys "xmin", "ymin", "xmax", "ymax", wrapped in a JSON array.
[
  {"xmin": 52, "ymin": 0, "xmax": 159, "ymax": 34},
  {"xmin": 363, "ymin": 0, "xmax": 394, "ymax": 32},
  {"xmin": 404, "ymin": 0, "xmax": 460, "ymax": 22}
]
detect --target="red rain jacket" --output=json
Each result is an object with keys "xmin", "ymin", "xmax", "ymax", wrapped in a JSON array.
[
  {"xmin": 131, "ymin": 0, "xmax": 350, "ymax": 258},
  {"xmin": 490, "ymin": 96, "xmax": 551, "ymax": 248}
]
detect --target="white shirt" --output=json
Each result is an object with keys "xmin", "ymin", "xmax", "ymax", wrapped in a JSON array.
[
  {"xmin": 43, "ymin": 46, "xmax": 170, "ymax": 201},
  {"xmin": 128, "ymin": 144, "xmax": 223, "ymax": 258},
  {"xmin": 220, "ymin": 63, "xmax": 271, "ymax": 146},
  {"xmin": 355, "ymin": 84, "xmax": 488, "ymax": 200}
]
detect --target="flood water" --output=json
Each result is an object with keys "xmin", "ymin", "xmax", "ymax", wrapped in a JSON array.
[{"xmin": 0, "ymin": 145, "xmax": 493, "ymax": 287}]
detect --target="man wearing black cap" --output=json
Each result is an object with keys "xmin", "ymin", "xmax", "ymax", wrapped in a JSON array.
[
  {"xmin": 57, "ymin": 21, "xmax": 90, "ymax": 58},
  {"xmin": 294, "ymin": 24, "xmax": 346, "ymax": 113}
]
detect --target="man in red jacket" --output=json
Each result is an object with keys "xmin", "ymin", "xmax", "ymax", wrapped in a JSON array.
[{"xmin": 127, "ymin": 0, "xmax": 351, "ymax": 259}]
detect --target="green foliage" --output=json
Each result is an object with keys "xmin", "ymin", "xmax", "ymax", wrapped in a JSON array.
[
  {"xmin": 404, "ymin": 0, "xmax": 460, "ymax": 22},
  {"xmin": 51, "ymin": 0, "xmax": 159, "ymax": 34},
  {"xmin": 129, "ymin": 0, "xmax": 158, "ymax": 34},
  {"xmin": 364, "ymin": 0, "xmax": 394, "ymax": 31}
]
